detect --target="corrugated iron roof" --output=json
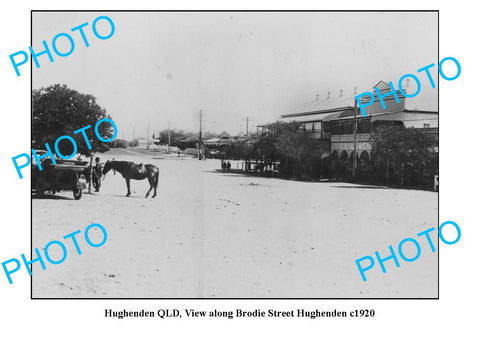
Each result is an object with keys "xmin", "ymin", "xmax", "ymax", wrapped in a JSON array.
[
  {"xmin": 281, "ymin": 112, "xmax": 335, "ymax": 123},
  {"xmin": 282, "ymin": 95, "xmax": 356, "ymax": 118},
  {"xmin": 282, "ymin": 80, "xmax": 437, "ymax": 120}
]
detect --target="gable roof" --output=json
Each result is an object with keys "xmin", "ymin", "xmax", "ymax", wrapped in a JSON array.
[
  {"xmin": 282, "ymin": 80, "xmax": 436, "ymax": 121},
  {"xmin": 373, "ymin": 80, "xmax": 391, "ymax": 90}
]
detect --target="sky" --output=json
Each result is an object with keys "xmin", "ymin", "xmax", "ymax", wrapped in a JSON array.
[{"xmin": 32, "ymin": 11, "xmax": 438, "ymax": 139}]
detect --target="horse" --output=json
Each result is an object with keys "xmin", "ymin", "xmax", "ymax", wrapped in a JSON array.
[{"xmin": 102, "ymin": 160, "xmax": 159, "ymax": 198}]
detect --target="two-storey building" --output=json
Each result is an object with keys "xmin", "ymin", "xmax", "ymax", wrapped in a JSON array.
[{"xmin": 279, "ymin": 81, "xmax": 438, "ymax": 180}]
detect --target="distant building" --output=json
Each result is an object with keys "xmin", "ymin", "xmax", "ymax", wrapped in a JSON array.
[
  {"xmin": 136, "ymin": 138, "xmax": 159, "ymax": 150},
  {"xmin": 218, "ymin": 131, "xmax": 232, "ymax": 143},
  {"xmin": 204, "ymin": 132, "xmax": 234, "ymax": 147},
  {"xmin": 203, "ymin": 137, "xmax": 221, "ymax": 147}
]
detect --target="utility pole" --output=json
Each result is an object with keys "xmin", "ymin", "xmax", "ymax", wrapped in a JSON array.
[
  {"xmin": 133, "ymin": 126, "xmax": 136, "ymax": 148},
  {"xmin": 242, "ymin": 117, "xmax": 254, "ymax": 136},
  {"xmin": 198, "ymin": 110, "xmax": 203, "ymax": 160},
  {"xmin": 147, "ymin": 123, "xmax": 150, "ymax": 150},
  {"xmin": 352, "ymin": 99, "xmax": 358, "ymax": 182},
  {"xmin": 168, "ymin": 121, "xmax": 171, "ymax": 154}
]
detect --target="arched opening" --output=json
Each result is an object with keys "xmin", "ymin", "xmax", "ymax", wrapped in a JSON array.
[
  {"xmin": 358, "ymin": 151, "xmax": 370, "ymax": 179},
  {"xmin": 348, "ymin": 150, "xmax": 358, "ymax": 179},
  {"xmin": 331, "ymin": 150, "xmax": 339, "ymax": 179},
  {"xmin": 338, "ymin": 150, "xmax": 349, "ymax": 178}
]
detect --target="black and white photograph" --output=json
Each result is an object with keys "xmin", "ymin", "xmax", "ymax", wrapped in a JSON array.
[
  {"xmin": 5, "ymin": 0, "xmax": 480, "ymax": 338},
  {"xmin": 30, "ymin": 11, "xmax": 439, "ymax": 298}
]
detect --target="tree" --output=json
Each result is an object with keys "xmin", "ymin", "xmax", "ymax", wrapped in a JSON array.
[
  {"xmin": 156, "ymin": 129, "xmax": 197, "ymax": 147},
  {"xmin": 274, "ymin": 122, "xmax": 328, "ymax": 179},
  {"xmin": 252, "ymin": 131, "xmax": 278, "ymax": 161},
  {"xmin": 248, "ymin": 122, "xmax": 328, "ymax": 179},
  {"xmin": 32, "ymin": 84, "xmax": 114, "ymax": 156},
  {"xmin": 225, "ymin": 139, "xmax": 254, "ymax": 160},
  {"xmin": 108, "ymin": 139, "xmax": 128, "ymax": 149},
  {"xmin": 372, "ymin": 125, "xmax": 438, "ymax": 185}
]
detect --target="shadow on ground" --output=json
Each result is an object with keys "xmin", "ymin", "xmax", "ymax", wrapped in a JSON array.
[
  {"xmin": 32, "ymin": 193, "xmax": 73, "ymax": 200},
  {"xmin": 332, "ymin": 185, "xmax": 391, "ymax": 189}
]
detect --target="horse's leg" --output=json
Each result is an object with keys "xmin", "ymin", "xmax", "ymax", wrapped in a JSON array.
[
  {"xmin": 145, "ymin": 179, "xmax": 152, "ymax": 198},
  {"xmin": 145, "ymin": 170, "xmax": 157, "ymax": 198},
  {"xmin": 125, "ymin": 178, "xmax": 131, "ymax": 197},
  {"xmin": 152, "ymin": 171, "xmax": 158, "ymax": 198}
]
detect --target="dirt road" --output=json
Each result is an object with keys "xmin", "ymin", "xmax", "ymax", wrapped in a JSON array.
[{"xmin": 32, "ymin": 150, "xmax": 438, "ymax": 298}]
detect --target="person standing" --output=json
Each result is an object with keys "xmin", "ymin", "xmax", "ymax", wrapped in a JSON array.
[
  {"xmin": 227, "ymin": 161, "xmax": 231, "ymax": 173},
  {"xmin": 92, "ymin": 157, "xmax": 103, "ymax": 192}
]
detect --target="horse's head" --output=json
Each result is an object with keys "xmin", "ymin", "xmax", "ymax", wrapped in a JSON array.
[{"xmin": 102, "ymin": 160, "xmax": 113, "ymax": 175}]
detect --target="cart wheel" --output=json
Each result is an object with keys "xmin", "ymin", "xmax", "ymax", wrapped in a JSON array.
[{"xmin": 73, "ymin": 187, "xmax": 83, "ymax": 200}]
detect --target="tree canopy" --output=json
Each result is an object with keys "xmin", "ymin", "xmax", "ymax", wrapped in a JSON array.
[
  {"xmin": 155, "ymin": 129, "xmax": 197, "ymax": 147},
  {"xmin": 228, "ymin": 122, "xmax": 329, "ymax": 179},
  {"xmin": 32, "ymin": 84, "xmax": 114, "ymax": 156},
  {"xmin": 372, "ymin": 125, "xmax": 438, "ymax": 169}
]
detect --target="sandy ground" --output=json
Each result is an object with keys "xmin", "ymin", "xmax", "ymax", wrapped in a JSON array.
[{"xmin": 32, "ymin": 149, "xmax": 438, "ymax": 298}]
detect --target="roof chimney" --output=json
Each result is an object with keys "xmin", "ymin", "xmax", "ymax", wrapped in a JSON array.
[{"xmin": 404, "ymin": 79, "xmax": 410, "ymax": 94}]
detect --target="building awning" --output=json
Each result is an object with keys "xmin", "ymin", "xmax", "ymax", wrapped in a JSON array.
[
  {"xmin": 205, "ymin": 138, "xmax": 220, "ymax": 143},
  {"xmin": 369, "ymin": 111, "xmax": 439, "ymax": 122},
  {"xmin": 322, "ymin": 109, "xmax": 362, "ymax": 122},
  {"xmin": 281, "ymin": 112, "xmax": 336, "ymax": 123}
]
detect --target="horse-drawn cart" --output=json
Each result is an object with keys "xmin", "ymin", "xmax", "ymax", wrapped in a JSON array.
[{"xmin": 32, "ymin": 158, "xmax": 88, "ymax": 200}]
